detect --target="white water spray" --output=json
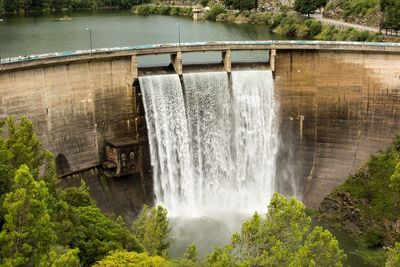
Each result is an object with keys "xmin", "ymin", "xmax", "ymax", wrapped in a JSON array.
[{"xmin": 140, "ymin": 70, "xmax": 279, "ymax": 217}]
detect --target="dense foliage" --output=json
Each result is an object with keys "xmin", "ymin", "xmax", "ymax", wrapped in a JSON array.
[
  {"xmin": 131, "ymin": 205, "xmax": 171, "ymax": 257},
  {"xmin": 324, "ymin": 0, "xmax": 400, "ymax": 31},
  {"xmin": 0, "ymin": 0, "xmax": 149, "ymax": 14},
  {"xmin": 0, "ymin": 116, "xmax": 148, "ymax": 266},
  {"xmin": 223, "ymin": 0, "xmax": 256, "ymax": 11},
  {"xmin": 202, "ymin": 5, "xmax": 382, "ymax": 41},
  {"xmin": 380, "ymin": 0, "xmax": 400, "ymax": 31},
  {"xmin": 324, "ymin": 0, "xmax": 379, "ymax": 22},
  {"xmin": 93, "ymin": 250, "xmax": 170, "ymax": 267},
  {"xmin": 203, "ymin": 3, "xmax": 225, "ymax": 21},
  {"xmin": 294, "ymin": 0, "xmax": 326, "ymax": 17},
  {"xmin": 386, "ymin": 243, "xmax": 400, "ymax": 267},
  {"xmin": 207, "ymin": 193, "xmax": 347, "ymax": 267},
  {"xmin": 131, "ymin": 5, "xmax": 192, "ymax": 16}
]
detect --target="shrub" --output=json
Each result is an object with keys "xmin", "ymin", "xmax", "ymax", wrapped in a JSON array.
[
  {"xmin": 296, "ymin": 23, "xmax": 310, "ymax": 38},
  {"xmin": 204, "ymin": 4, "xmax": 226, "ymax": 21},
  {"xmin": 364, "ymin": 229, "xmax": 385, "ymax": 248},
  {"xmin": 307, "ymin": 19, "xmax": 323, "ymax": 37}
]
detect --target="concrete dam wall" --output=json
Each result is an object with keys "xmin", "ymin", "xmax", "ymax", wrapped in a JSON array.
[
  {"xmin": 275, "ymin": 50, "xmax": 400, "ymax": 207},
  {"xmin": 0, "ymin": 41, "xmax": 399, "ymax": 215}
]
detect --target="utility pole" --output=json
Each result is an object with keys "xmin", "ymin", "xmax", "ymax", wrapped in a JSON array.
[
  {"xmin": 176, "ymin": 23, "xmax": 181, "ymax": 46},
  {"xmin": 86, "ymin": 28, "xmax": 93, "ymax": 54}
]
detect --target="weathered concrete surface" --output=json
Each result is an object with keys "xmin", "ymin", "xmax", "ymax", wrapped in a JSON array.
[
  {"xmin": 275, "ymin": 50, "xmax": 400, "ymax": 208},
  {"xmin": 61, "ymin": 167, "xmax": 149, "ymax": 222},
  {"xmin": 0, "ymin": 58, "xmax": 135, "ymax": 174}
]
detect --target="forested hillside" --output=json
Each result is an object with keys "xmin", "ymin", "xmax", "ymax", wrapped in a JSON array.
[
  {"xmin": 323, "ymin": 0, "xmax": 400, "ymax": 31},
  {"xmin": 0, "ymin": 0, "xmax": 149, "ymax": 14}
]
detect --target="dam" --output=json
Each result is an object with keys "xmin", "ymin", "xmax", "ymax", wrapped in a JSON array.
[{"xmin": 1, "ymin": 40, "xmax": 400, "ymax": 219}]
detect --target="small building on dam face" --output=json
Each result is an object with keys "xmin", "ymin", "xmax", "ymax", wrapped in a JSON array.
[{"xmin": 0, "ymin": 41, "xmax": 400, "ymax": 218}]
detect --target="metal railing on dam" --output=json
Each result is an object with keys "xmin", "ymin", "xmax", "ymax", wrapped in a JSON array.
[{"xmin": 1, "ymin": 40, "xmax": 400, "ymax": 72}]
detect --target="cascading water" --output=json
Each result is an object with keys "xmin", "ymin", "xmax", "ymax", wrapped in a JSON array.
[
  {"xmin": 230, "ymin": 70, "xmax": 279, "ymax": 214},
  {"xmin": 139, "ymin": 70, "xmax": 279, "ymax": 217},
  {"xmin": 139, "ymin": 74, "xmax": 195, "ymax": 211}
]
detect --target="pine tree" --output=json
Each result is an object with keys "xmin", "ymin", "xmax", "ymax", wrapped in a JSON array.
[
  {"xmin": 0, "ymin": 165, "xmax": 56, "ymax": 267},
  {"xmin": 132, "ymin": 205, "xmax": 171, "ymax": 257}
]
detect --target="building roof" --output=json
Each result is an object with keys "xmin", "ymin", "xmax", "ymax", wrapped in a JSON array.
[{"xmin": 106, "ymin": 137, "xmax": 139, "ymax": 147}]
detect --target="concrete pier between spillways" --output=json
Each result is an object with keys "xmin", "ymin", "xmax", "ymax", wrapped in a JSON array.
[{"xmin": 0, "ymin": 41, "xmax": 399, "ymax": 215}]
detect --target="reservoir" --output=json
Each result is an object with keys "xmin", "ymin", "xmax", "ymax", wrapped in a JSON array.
[{"xmin": 0, "ymin": 12, "xmax": 289, "ymax": 60}]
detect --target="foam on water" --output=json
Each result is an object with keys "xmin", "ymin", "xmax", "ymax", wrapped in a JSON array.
[{"xmin": 139, "ymin": 70, "xmax": 279, "ymax": 217}]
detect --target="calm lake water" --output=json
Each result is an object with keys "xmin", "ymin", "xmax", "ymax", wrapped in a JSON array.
[{"xmin": 0, "ymin": 11, "xmax": 292, "ymax": 63}]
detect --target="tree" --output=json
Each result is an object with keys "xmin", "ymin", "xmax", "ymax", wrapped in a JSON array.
[
  {"xmin": 59, "ymin": 180, "xmax": 95, "ymax": 208},
  {"xmin": 184, "ymin": 244, "xmax": 198, "ymax": 262},
  {"xmin": 46, "ymin": 246, "xmax": 81, "ymax": 267},
  {"xmin": 0, "ymin": 116, "xmax": 57, "ymax": 188},
  {"xmin": 0, "ymin": 164, "xmax": 13, "ymax": 228},
  {"xmin": 293, "ymin": 226, "xmax": 347, "ymax": 266},
  {"xmin": 390, "ymin": 162, "xmax": 400, "ymax": 189},
  {"xmin": 386, "ymin": 242, "xmax": 400, "ymax": 267},
  {"xmin": 380, "ymin": 0, "xmax": 400, "ymax": 31},
  {"xmin": 294, "ymin": 0, "xmax": 319, "ymax": 17},
  {"xmin": 93, "ymin": 250, "xmax": 169, "ymax": 267},
  {"xmin": 315, "ymin": 0, "xmax": 327, "ymax": 10},
  {"xmin": 207, "ymin": 193, "xmax": 346, "ymax": 266},
  {"xmin": 67, "ymin": 204, "xmax": 142, "ymax": 266},
  {"xmin": 0, "ymin": 0, "xmax": 4, "ymax": 14},
  {"xmin": 0, "ymin": 165, "xmax": 56, "ymax": 267},
  {"xmin": 0, "ymin": 116, "xmax": 58, "ymax": 228},
  {"xmin": 132, "ymin": 205, "xmax": 171, "ymax": 257}
]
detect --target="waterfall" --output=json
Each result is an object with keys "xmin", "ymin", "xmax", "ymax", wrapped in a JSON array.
[
  {"xmin": 139, "ymin": 74, "xmax": 195, "ymax": 211},
  {"xmin": 139, "ymin": 70, "xmax": 279, "ymax": 217}
]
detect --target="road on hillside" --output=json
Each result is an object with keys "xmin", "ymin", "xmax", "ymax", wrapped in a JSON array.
[{"xmin": 310, "ymin": 14, "xmax": 380, "ymax": 33}]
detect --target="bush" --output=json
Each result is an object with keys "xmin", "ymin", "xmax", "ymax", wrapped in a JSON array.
[
  {"xmin": 93, "ymin": 251, "xmax": 169, "ymax": 267},
  {"xmin": 307, "ymin": 19, "xmax": 323, "ymax": 37},
  {"xmin": 274, "ymin": 15, "xmax": 302, "ymax": 36},
  {"xmin": 315, "ymin": 25, "xmax": 339, "ymax": 40},
  {"xmin": 364, "ymin": 229, "xmax": 385, "ymax": 248},
  {"xmin": 269, "ymin": 11, "xmax": 285, "ymax": 28},
  {"xmin": 231, "ymin": 0, "xmax": 255, "ymax": 11},
  {"xmin": 296, "ymin": 23, "xmax": 310, "ymax": 38},
  {"xmin": 204, "ymin": 5, "xmax": 226, "ymax": 21},
  {"xmin": 200, "ymin": 0, "xmax": 209, "ymax": 7},
  {"xmin": 132, "ymin": 5, "xmax": 192, "ymax": 16}
]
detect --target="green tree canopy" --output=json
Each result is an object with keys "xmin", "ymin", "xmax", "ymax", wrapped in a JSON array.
[
  {"xmin": 207, "ymin": 193, "xmax": 346, "ymax": 266},
  {"xmin": 223, "ymin": 0, "xmax": 255, "ymax": 10},
  {"xmin": 294, "ymin": 0, "xmax": 319, "ymax": 17},
  {"xmin": 0, "ymin": 165, "xmax": 56, "ymax": 267},
  {"xmin": 93, "ymin": 250, "xmax": 169, "ymax": 267},
  {"xmin": 386, "ymin": 242, "xmax": 400, "ymax": 267},
  {"xmin": 381, "ymin": 0, "xmax": 400, "ymax": 30},
  {"xmin": 184, "ymin": 244, "xmax": 198, "ymax": 262},
  {"xmin": 66, "ymin": 200, "xmax": 143, "ymax": 266},
  {"xmin": 132, "ymin": 205, "xmax": 171, "ymax": 257}
]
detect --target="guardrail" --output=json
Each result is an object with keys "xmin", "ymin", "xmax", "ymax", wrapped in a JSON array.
[{"xmin": 1, "ymin": 40, "xmax": 400, "ymax": 67}]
